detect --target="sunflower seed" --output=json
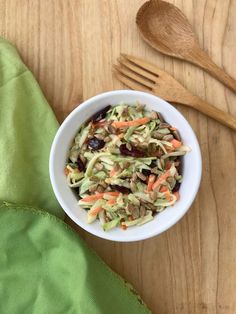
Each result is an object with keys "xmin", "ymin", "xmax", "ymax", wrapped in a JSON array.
[
  {"xmin": 130, "ymin": 180, "xmax": 136, "ymax": 192},
  {"xmin": 174, "ymin": 160, "xmax": 180, "ymax": 167},
  {"xmin": 89, "ymin": 184, "xmax": 98, "ymax": 193},
  {"xmin": 126, "ymin": 143, "xmax": 132, "ymax": 151},
  {"xmin": 150, "ymin": 111, "xmax": 158, "ymax": 119},
  {"xmin": 159, "ymin": 122, "xmax": 170, "ymax": 129},
  {"xmin": 133, "ymin": 207, "xmax": 140, "ymax": 219},
  {"xmin": 121, "ymin": 107, "xmax": 129, "ymax": 116},
  {"xmin": 136, "ymin": 172, "xmax": 147, "ymax": 181},
  {"xmin": 152, "ymin": 131, "xmax": 164, "ymax": 139},
  {"xmin": 148, "ymin": 143, "xmax": 156, "ymax": 154},
  {"xmin": 167, "ymin": 177, "xmax": 176, "ymax": 189},
  {"xmin": 128, "ymin": 204, "xmax": 135, "ymax": 211},
  {"xmin": 119, "ymin": 209, "xmax": 127, "ymax": 216},
  {"xmin": 163, "ymin": 134, "xmax": 174, "ymax": 141},
  {"xmin": 81, "ymin": 144, "xmax": 88, "ymax": 152},
  {"xmin": 132, "ymin": 173, "xmax": 137, "ymax": 181},
  {"xmin": 113, "ymin": 163, "xmax": 120, "ymax": 171},
  {"xmin": 154, "ymin": 147, "xmax": 163, "ymax": 158},
  {"xmin": 99, "ymin": 181, "xmax": 108, "ymax": 188},
  {"xmin": 90, "ymin": 176, "xmax": 100, "ymax": 182},
  {"xmin": 157, "ymin": 112, "xmax": 165, "ymax": 122},
  {"xmin": 140, "ymin": 206, "xmax": 146, "ymax": 217},
  {"xmin": 108, "ymin": 125, "xmax": 117, "ymax": 134},
  {"xmin": 151, "ymin": 167, "xmax": 159, "ymax": 174},
  {"xmin": 145, "ymin": 203, "xmax": 157, "ymax": 211},
  {"xmin": 125, "ymin": 206, "xmax": 131, "ymax": 215},
  {"xmin": 157, "ymin": 128, "xmax": 170, "ymax": 134},
  {"xmin": 95, "ymin": 163, "xmax": 103, "ymax": 171},
  {"xmin": 136, "ymin": 103, "xmax": 145, "ymax": 112},
  {"xmin": 80, "ymin": 154, "xmax": 87, "ymax": 164},
  {"xmin": 97, "ymin": 185, "xmax": 105, "ymax": 193},
  {"xmin": 150, "ymin": 191, "xmax": 157, "ymax": 201},
  {"xmin": 106, "ymin": 212, "xmax": 113, "ymax": 220},
  {"xmin": 123, "ymin": 161, "xmax": 130, "ymax": 168},
  {"xmin": 172, "ymin": 129, "xmax": 181, "ymax": 141},
  {"xmin": 104, "ymin": 136, "xmax": 111, "ymax": 142},
  {"xmin": 95, "ymin": 134, "xmax": 105, "ymax": 140}
]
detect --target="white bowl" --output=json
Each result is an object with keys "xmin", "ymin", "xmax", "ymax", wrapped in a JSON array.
[{"xmin": 50, "ymin": 90, "xmax": 202, "ymax": 242}]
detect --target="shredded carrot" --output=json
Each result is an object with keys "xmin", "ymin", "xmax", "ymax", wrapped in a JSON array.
[
  {"xmin": 152, "ymin": 170, "xmax": 171, "ymax": 190},
  {"xmin": 107, "ymin": 198, "xmax": 116, "ymax": 205},
  {"xmin": 80, "ymin": 192, "xmax": 120, "ymax": 203},
  {"xmin": 165, "ymin": 161, "xmax": 172, "ymax": 170},
  {"xmin": 160, "ymin": 186, "xmax": 172, "ymax": 200},
  {"xmin": 93, "ymin": 121, "xmax": 107, "ymax": 128},
  {"xmin": 89, "ymin": 206, "xmax": 103, "ymax": 216},
  {"xmin": 109, "ymin": 168, "xmax": 118, "ymax": 177},
  {"xmin": 174, "ymin": 191, "xmax": 180, "ymax": 201},
  {"xmin": 147, "ymin": 174, "xmax": 156, "ymax": 191},
  {"xmin": 121, "ymin": 223, "xmax": 127, "ymax": 230},
  {"xmin": 104, "ymin": 192, "xmax": 120, "ymax": 197},
  {"xmin": 160, "ymin": 186, "xmax": 168, "ymax": 193},
  {"xmin": 171, "ymin": 139, "xmax": 182, "ymax": 148},
  {"xmin": 112, "ymin": 117, "xmax": 150, "ymax": 128},
  {"xmin": 170, "ymin": 127, "xmax": 177, "ymax": 131},
  {"xmin": 164, "ymin": 191, "xmax": 172, "ymax": 202},
  {"xmin": 64, "ymin": 168, "xmax": 70, "ymax": 176}
]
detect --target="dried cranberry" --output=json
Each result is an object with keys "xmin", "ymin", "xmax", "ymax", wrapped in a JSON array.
[
  {"xmin": 150, "ymin": 160, "xmax": 157, "ymax": 168},
  {"xmin": 88, "ymin": 137, "xmax": 105, "ymax": 150},
  {"xmin": 142, "ymin": 169, "xmax": 151, "ymax": 176},
  {"xmin": 173, "ymin": 182, "xmax": 181, "ymax": 192},
  {"xmin": 73, "ymin": 187, "xmax": 80, "ymax": 195},
  {"xmin": 175, "ymin": 158, "xmax": 182, "ymax": 175},
  {"xmin": 111, "ymin": 185, "xmax": 131, "ymax": 194},
  {"xmin": 77, "ymin": 156, "xmax": 85, "ymax": 172},
  {"xmin": 119, "ymin": 144, "xmax": 145, "ymax": 157},
  {"xmin": 91, "ymin": 105, "xmax": 111, "ymax": 122}
]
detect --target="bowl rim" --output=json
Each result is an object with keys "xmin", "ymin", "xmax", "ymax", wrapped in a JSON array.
[{"xmin": 50, "ymin": 90, "xmax": 202, "ymax": 242}]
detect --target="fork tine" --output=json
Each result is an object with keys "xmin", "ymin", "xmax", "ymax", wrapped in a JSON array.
[
  {"xmin": 121, "ymin": 53, "xmax": 165, "ymax": 76},
  {"xmin": 118, "ymin": 56, "xmax": 157, "ymax": 82},
  {"xmin": 113, "ymin": 70, "xmax": 151, "ymax": 92},
  {"xmin": 113, "ymin": 64, "xmax": 154, "ymax": 89}
]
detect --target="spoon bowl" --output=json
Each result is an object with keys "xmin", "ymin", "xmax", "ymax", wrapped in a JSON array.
[
  {"xmin": 136, "ymin": 0, "xmax": 196, "ymax": 58},
  {"xmin": 136, "ymin": 0, "xmax": 236, "ymax": 93}
]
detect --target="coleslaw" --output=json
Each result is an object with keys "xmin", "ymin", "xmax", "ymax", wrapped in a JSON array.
[{"xmin": 65, "ymin": 102, "xmax": 190, "ymax": 231}]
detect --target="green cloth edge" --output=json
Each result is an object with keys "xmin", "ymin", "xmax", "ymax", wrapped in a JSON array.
[
  {"xmin": 0, "ymin": 37, "xmax": 64, "ymax": 218},
  {"xmin": 0, "ymin": 201, "xmax": 150, "ymax": 313}
]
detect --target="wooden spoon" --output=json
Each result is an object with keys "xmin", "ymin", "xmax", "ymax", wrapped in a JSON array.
[{"xmin": 136, "ymin": 0, "xmax": 236, "ymax": 93}]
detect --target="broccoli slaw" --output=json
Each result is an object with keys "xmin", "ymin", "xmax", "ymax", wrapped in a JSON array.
[{"xmin": 65, "ymin": 102, "xmax": 190, "ymax": 231}]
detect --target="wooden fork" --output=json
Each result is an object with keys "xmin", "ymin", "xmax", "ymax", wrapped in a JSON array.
[{"xmin": 113, "ymin": 54, "xmax": 236, "ymax": 131}]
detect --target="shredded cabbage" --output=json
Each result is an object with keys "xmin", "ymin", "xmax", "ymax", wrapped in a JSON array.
[{"xmin": 65, "ymin": 102, "xmax": 190, "ymax": 231}]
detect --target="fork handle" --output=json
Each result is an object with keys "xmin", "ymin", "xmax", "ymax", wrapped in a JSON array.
[{"xmin": 189, "ymin": 95, "xmax": 236, "ymax": 130}]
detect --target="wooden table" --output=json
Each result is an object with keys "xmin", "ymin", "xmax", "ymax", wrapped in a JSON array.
[{"xmin": 1, "ymin": 1, "xmax": 235, "ymax": 313}]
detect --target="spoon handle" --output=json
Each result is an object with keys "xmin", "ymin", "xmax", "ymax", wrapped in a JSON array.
[
  {"xmin": 188, "ymin": 45, "xmax": 236, "ymax": 93},
  {"xmin": 188, "ymin": 94, "xmax": 236, "ymax": 130}
]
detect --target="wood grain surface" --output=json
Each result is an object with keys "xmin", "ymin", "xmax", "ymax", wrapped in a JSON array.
[{"xmin": 0, "ymin": 1, "xmax": 235, "ymax": 313}]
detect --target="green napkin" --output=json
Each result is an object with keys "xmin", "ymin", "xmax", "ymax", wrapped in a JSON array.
[
  {"xmin": 0, "ymin": 38, "xmax": 150, "ymax": 313},
  {"xmin": 0, "ymin": 203, "xmax": 149, "ymax": 314},
  {"xmin": 0, "ymin": 38, "xmax": 63, "ymax": 219}
]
